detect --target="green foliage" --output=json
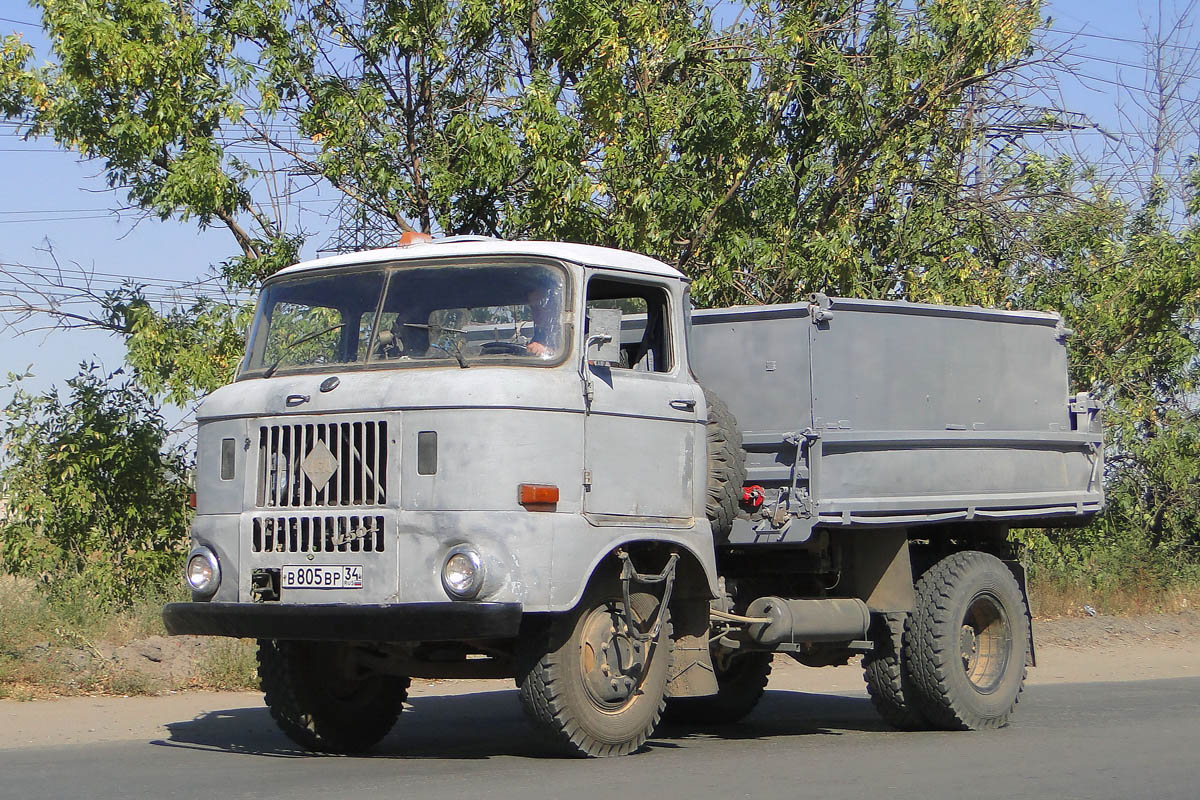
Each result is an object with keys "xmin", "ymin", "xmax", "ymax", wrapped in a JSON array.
[
  {"xmin": 107, "ymin": 294, "xmax": 253, "ymax": 405},
  {"xmin": 989, "ymin": 158, "xmax": 1200, "ymax": 578},
  {"xmin": 4, "ymin": 0, "xmax": 1200, "ymax": 584},
  {"xmin": 0, "ymin": 365, "xmax": 192, "ymax": 605},
  {"xmin": 0, "ymin": 0, "xmax": 1048, "ymax": 398},
  {"xmin": 0, "ymin": 33, "xmax": 35, "ymax": 116}
]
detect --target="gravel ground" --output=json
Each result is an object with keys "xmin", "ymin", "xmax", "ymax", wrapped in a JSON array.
[{"xmin": 1034, "ymin": 610, "xmax": 1200, "ymax": 648}]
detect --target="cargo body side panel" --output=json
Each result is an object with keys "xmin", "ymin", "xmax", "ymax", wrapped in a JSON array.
[{"xmin": 691, "ymin": 299, "xmax": 1103, "ymax": 531}]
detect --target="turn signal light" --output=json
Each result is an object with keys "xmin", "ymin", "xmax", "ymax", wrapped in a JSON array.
[
  {"xmin": 519, "ymin": 484, "xmax": 559, "ymax": 508},
  {"xmin": 396, "ymin": 231, "xmax": 433, "ymax": 246}
]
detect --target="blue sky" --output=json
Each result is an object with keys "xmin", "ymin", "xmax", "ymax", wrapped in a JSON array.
[{"xmin": 0, "ymin": 0, "xmax": 1196, "ymax": 411}]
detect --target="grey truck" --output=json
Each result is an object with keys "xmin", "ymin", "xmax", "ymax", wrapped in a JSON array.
[{"xmin": 164, "ymin": 236, "xmax": 1104, "ymax": 757}]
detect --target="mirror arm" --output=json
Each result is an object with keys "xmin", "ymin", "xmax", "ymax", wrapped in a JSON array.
[{"xmin": 580, "ymin": 333, "xmax": 613, "ymax": 410}]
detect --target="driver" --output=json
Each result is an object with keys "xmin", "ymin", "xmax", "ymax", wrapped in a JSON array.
[{"xmin": 526, "ymin": 280, "xmax": 562, "ymax": 357}]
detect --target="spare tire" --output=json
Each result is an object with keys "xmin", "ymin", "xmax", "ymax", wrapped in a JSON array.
[{"xmin": 703, "ymin": 387, "xmax": 746, "ymax": 542}]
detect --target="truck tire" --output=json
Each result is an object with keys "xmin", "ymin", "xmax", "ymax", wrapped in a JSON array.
[
  {"xmin": 703, "ymin": 387, "xmax": 746, "ymax": 542},
  {"xmin": 903, "ymin": 551, "xmax": 1029, "ymax": 730},
  {"xmin": 518, "ymin": 583, "xmax": 673, "ymax": 757},
  {"xmin": 662, "ymin": 650, "xmax": 772, "ymax": 725},
  {"xmin": 257, "ymin": 639, "xmax": 408, "ymax": 753},
  {"xmin": 862, "ymin": 612, "xmax": 930, "ymax": 730}
]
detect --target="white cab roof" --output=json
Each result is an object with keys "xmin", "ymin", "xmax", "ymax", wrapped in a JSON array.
[{"xmin": 273, "ymin": 237, "xmax": 687, "ymax": 281}]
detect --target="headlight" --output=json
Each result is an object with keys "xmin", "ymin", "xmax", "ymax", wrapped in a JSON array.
[
  {"xmin": 186, "ymin": 545, "xmax": 221, "ymax": 597},
  {"xmin": 441, "ymin": 545, "xmax": 484, "ymax": 600}
]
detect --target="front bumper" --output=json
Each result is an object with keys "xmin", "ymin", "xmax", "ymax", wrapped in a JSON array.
[{"xmin": 162, "ymin": 601, "xmax": 523, "ymax": 642}]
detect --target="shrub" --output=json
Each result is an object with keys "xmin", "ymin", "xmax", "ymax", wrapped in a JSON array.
[{"xmin": 0, "ymin": 364, "xmax": 192, "ymax": 606}]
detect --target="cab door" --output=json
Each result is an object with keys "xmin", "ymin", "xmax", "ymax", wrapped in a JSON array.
[{"xmin": 582, "ymin": 273, "xmax": 700, "ymax": 522}]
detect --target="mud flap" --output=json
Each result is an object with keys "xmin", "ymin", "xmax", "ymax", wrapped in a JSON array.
[
  {"xmin": 1006, "ymin": 560, "xmax": 1037, "ymax": 667},
  {"xmin": 665, "ymin": 596, "xmax": 719, "ymax": 697}
]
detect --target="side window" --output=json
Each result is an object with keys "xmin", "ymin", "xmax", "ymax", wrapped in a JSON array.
[{"xmin": 586, "ymin": 278, "xmax": 672, "ymax": 373}]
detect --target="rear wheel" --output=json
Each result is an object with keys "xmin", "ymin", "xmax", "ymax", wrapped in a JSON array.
[
  {"xmin": 662, "ymin": 649, "xmax": 772, "ymax": 725},
  {"xmin": 519, "ymin": 582, "xmax": 673, "ymax": 757},
  {"xmin": 258, "ymin": 639, "xmax": 408, "ymax": 753},
  {"xmin": 903, "ymin": 551, "xmax": 1029, "ymax": 730},
  {"xmin": 862, "ymin": 612, "xmax": 930, "ymax": 730}
]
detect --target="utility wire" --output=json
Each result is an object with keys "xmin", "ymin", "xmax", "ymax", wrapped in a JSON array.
[
  {"xmin": 0, "ymin": 208, "xmax": 125, "ymax": 215},
  {"xmin": 0, "ymin": 266, "xmax": 243, "ymax": 293},
  {"xmin": 0, "ymin": 262, "xmax": 255, "ymax": 295},
  {"xmin": 0, "ymin": 16, "xmax": 39, "ymax": 28},
  {"xmin": 0, "ymin": 214, "xmax": 115, "ymax": 224},
  {"xmin": 1056, "ymin": 29, "xmax": 1200, "ymax": 56}
]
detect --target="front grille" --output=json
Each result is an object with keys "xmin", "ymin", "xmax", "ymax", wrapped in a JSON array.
[
  {"xmin": 251, "ymin": 515, "xmax": 386, "ymax": 554},
  {"xmin": 256, "ymin": 420, "xmax": 387, "ymax": 508}
]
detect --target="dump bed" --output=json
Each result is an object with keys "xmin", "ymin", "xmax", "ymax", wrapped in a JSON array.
[{"xmin": 690, "ymin": 296, "xmax": 1103, "ymax": 543}]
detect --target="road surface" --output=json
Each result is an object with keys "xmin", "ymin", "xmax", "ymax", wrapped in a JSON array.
[{"xmin": 0, "ymin": 675, "xmax": 1196, "ymax": 800}]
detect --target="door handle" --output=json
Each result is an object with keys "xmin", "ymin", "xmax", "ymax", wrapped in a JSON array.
[{"xmin": 669, "ymin": 399, "xmax": 697, "ymax": 411}]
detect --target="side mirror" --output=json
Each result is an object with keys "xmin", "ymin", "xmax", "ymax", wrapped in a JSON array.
[{"xmin": 585, "ymin": 307, "xmax": 622, "ymax": 365}]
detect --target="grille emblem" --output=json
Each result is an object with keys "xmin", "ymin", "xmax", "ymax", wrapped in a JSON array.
[{"xmin": 302, "ymin": 440, "xmax": 339, "ymax": 487}]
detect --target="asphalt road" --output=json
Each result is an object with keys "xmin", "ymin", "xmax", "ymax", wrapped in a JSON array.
[{"xmin": 1, "ymin": 678, "xmax": 1196, "ymax": 800}]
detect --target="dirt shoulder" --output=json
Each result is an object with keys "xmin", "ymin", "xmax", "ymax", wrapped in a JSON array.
[{"xmin": 1, "ymin": 611, "xmax": 1196, "ymax": 751}]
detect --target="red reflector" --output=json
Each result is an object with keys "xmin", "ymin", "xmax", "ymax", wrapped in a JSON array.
[
  {"xmin": 188, "ymin": 492, "xmax": 197, "ymax": 509},
  {"xmin": 519, "ymin": 484, "xmax": 559, "ymax": 507}
]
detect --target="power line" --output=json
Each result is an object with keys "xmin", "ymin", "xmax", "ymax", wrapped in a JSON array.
[
  {"xmin": 1068, "ymin": 51, "xmax": 1200, "ymax": 83},
  {"xmin": 0, "ymin": 263, "xmax": 250, "ymax": 296},
  {"xmin": 0, "ymin": 260, "xmax": 252, "ymax": 290},
  {"xmin": 0, "ymin": 15, "xmax": 39, "ymax": 29},
  {"xmin": 1057, "ymin": 29, "xmax": 1200, "ymax": 57},
  {"xmin": 0, "ymin": 282, "xmax": 248, "ymax": 303},
  {"xmin": 0, "ymin": 208, "xmax": 123, "ymax": 215},
  {"xmin": 0, "ymin": 214, "xmax": 115, "ymax": 224},
  {"xmin": 0, "ymin": 278, "xmax": 251, "ymax": 304},
  {"xmin": 0, "ymin": 280, "xmax": 243, "ymax": 300}
]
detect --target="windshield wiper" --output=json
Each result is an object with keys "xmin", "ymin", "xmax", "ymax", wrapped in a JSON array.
[
  {"xmin": 263, "ymin": 323, "xmax": 345, "ymax": 378},
  {"xmin": 404, "ymin": 323, "xmax": 470, "ymax": 368}
]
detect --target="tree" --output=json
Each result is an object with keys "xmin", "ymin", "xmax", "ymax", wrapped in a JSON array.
[
  {"xmin": 13, "ymin": 1, "xmax": 1200, "ymax": 585},
  {"xmin": 1, "ymin": 0, "xmax": 1048, "ymax": 402},
  {"xmin": 0, "ymin": 365, "xmax": 192, "ymax": 604}
]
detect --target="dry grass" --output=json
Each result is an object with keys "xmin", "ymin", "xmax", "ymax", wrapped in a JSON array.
[
  {"xmin": 1029, "ymin": 573, "xmax": 1199, "ymax": 619},
  {"xmin": 4, "ymin": 563, "xmax": 1200, "ymax": 698},
  {"xmin": 0, "ymin": 574, "xmax": 202, "ymax": 698},
  {"xmin": 197, "ymin": 639, "xmax": 259, "ymax": 691}
]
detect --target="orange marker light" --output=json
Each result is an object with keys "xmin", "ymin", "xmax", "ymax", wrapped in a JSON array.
[
  {"xmin": 519, "ymin": 484, "xmax": 560, "ymax": 509},
  {"xmin": 396, "ymin": 231, "xmax": 434, "ymax": 246}
]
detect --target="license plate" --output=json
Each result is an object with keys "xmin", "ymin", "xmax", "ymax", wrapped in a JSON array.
[{"xmin": 282, "ymin": 565, "xmax": 363, "ymax": 589}]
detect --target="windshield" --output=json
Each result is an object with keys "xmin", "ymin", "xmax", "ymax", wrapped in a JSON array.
[{"xmin": 240, "ymin": 261, "xmax": 570, "ymax": 377}]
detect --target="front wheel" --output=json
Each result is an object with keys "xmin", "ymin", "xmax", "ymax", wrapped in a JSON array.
[
  {"xmin": 903, "ymin": 551, "xmax": 1029, "ymax": 730},
  {"xmin": 519, "ymin": 583, "xmax": 673, "ymax": 757},
  {"xmin": 258, "ymin": 639, "xmax": 409, "ymax": 753}
]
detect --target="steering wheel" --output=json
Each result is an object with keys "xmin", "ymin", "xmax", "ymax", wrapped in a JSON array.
[
  {"xmin": 479, "ymin": 341, "xmax": 528, "ymax": 355},
  {"xmin": 373, "ymin": 329, "xmax": 405, "ymax": 359}
]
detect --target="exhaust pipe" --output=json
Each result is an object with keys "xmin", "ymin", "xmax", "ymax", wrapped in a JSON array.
[{"xmin": 744, "ymin": 596, "xmax": 871, "ymax": 645}]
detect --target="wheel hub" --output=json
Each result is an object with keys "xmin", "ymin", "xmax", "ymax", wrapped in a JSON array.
[
  {"xmin": 960, "ymin": 625, "xmax": 979, "ymax": 670},
  {"xmin": 959, "ymin": 591, "xmax": 1012, "ymax": 694},
  {"xmin": 579, "ymin": 603, "xmax": 647, "ymax": 707}
]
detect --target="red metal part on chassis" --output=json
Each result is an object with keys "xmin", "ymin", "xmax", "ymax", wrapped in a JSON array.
[{"xmin": 742, "ymin": 485, "xmax": 765, "ymax": 508}]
